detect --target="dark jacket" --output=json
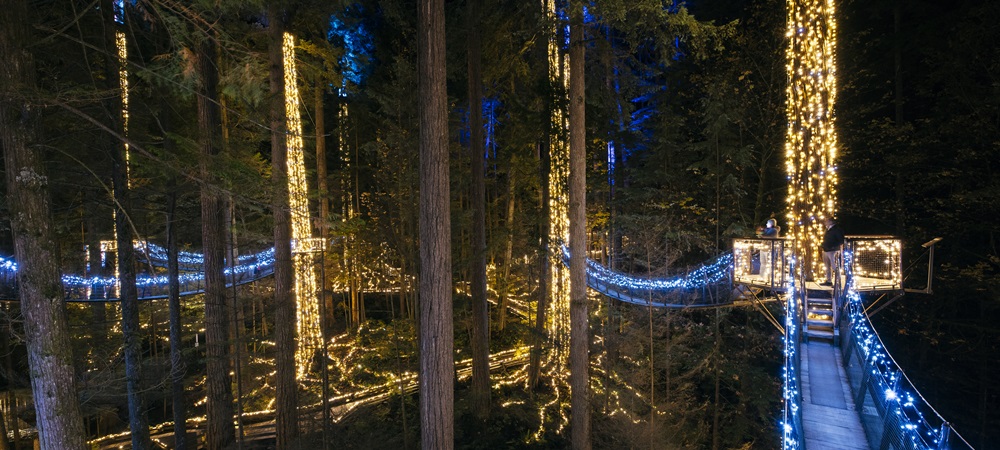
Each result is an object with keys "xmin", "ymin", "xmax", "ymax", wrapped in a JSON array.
[{"xmin": 821, "ymin": 224, "xmax": 845, "ymax": 252}]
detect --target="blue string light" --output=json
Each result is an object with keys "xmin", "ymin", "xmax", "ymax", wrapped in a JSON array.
[
  {"xmin": 562, "ymin": 246, "xmax": 733, "ymax": 292},
  {"xmin": 0, "ymin": 246, "xmax": 277, "ymax": 296},
  {"xmin": 779, "ymin": 250, "xmax": 966, "ymax": 448},
  {"xmin": 781, "ymin": 257, "xmax": 802, "ymax": 450}
]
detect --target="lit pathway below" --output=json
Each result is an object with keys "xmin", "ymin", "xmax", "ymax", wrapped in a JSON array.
[{"xmin": 801, "ymin": 341, "xmax": 870, "ymax": 450}]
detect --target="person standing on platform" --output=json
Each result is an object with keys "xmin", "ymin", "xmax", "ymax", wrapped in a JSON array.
[
  {"xmin": 761, "ymin": 219, "xmax": 780, "ymax": 237},
  {"xmin": 759, "ymin": 219, "xmax": 780, "ymax": 284},
  {"xmin": 820, "ymin": 217, "xmax": 845, "ymax": 286}
]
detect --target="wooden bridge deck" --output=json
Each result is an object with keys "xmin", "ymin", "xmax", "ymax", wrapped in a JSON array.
[{"xmin": 801, "ymin": 341, "xmax": 870, "ymax": 450}]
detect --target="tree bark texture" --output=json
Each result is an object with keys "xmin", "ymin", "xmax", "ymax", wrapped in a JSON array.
[
  {"xmin": 528, "ymin": 0, "xmax": 552, "ymax": 391},
  {"xmin": 196, "ymin": 31, "xmax": 236, "ymax": 450},
  {"xmin": 466, "ymin": 0, "xmax": 491, "ymax": 421},
  {"xmin": 315, "ymin": 84, "xmax": 334, "ymax": 331},
  {"xmin": 112, "ymin": 119, "xmax": 152, "ymax": 450},
  {"xmin": 268, "ymin": 7, "xmax": 299, "ymax": 448},
  {"xmin": 166, "ymin": 180, "xmax": 188, "ymax": 450},
  {"xmin": 568, "ymin": 2, "xmax": 591, "ymax": 449},
  {"xmin": 418, "ymin": 0, "xmax": 454, "ymax": 447},
  {"xmin": 0, "ymin": 2, "xmax": 87, "ymax": 447}
]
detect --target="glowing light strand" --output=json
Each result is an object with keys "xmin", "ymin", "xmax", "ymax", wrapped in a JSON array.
[
  {"xmin": 784, "ymin": 0, "xmax": 839, "ymax": 281},
  {"xmin": 780, "ymin": 257, "xmax": 803, "ymax": 449},
  {"xmin": 781, "ymin": 251, "xmax": 972, "ymax": 448},
  {"xmin": 839, "ymin": 250, "xmax": 972, "ymax": 449},
  {"xmin": 282, "ymin": 32, "xmax": 323, "ymax": 377}
]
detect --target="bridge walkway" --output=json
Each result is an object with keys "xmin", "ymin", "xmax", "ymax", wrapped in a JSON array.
[{"xmin": 801, "ymin": 340, "xmax": 869, "ymax": 449}]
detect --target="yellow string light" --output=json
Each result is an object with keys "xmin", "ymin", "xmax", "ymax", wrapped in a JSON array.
[
  {"xmin": 784, "ymin": 0, "xmax": 839, "ymax": 280},
  {"xmin": 282, "ymin": 32, "xmax": 322, "ymax": 377}
]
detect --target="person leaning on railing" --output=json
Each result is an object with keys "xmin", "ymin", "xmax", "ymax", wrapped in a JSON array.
[{"xmin": 758, "ymin": 218, "xmax": 780, "ymax": 238}]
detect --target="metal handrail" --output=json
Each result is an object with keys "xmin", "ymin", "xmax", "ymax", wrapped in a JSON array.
[
  {"xmin": 781, "ymin": 257, "xmax": 805, "ymax": 449},
  {"xmin": 839, "ymin": 251, "xmax": 973, "ymax": 450}
]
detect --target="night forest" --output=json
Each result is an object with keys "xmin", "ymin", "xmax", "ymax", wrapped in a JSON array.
[{"xmin": 0, "ymin": 0, "xmax": 997, "ymax": 449}]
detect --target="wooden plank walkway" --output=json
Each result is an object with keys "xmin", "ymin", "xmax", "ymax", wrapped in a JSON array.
[{"xmin": 801, "ymin": 341, "xmax": 871, "ymax": 450}]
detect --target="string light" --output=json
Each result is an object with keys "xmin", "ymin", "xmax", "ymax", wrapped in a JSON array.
[
  {"xmin": 561, "ymin": 246, "xmax": 732, "ymax": 308},
  {"xmin": 785, "ymin": 0, "xmax": 839, "ymax": 282},
  {"xmin": 529, "ymin": 0, "xmax": 573, "ymax": 440},
  {"xmin": 780, "ymin": 257, "xmax": 802, "ymax": 449},
  {"xmin": 839, "ymin": 250, "xmax": 965, "ymax": 448},
  {"xmin": 848, "ymin": 238, "xmax": 901, "ymax": 289},
  {"xmin": 282, "ymin": 32, "xmax": 323, "ymax": 376},
  {"xmin": 781, "ymin": 251, "xmax": 968, "ymax": 448}
]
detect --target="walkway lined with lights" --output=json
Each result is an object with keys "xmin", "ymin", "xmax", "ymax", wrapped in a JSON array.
[
  {"xmin": 562, "ymin": 247, "xmax": 734, "ymax": 308},
  {"xmin": 0, "ymin": 244, "xmax": 278, "ymax": 302}
]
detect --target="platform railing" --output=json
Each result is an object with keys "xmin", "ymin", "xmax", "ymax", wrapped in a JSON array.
[
  {"xmin": 845, "ymin": 236, "xmax": 902, "ymax": 291},
  {"xmin": 838, "ymin": 251, "xmax": 973, "ymax": 450},
  {"xmin": 733, "ymin": 236, "xmax": 900, "ymax": 293},
  {"xmin": 733, "ymin": 237, "xmax": 791, "ymax": 290}
]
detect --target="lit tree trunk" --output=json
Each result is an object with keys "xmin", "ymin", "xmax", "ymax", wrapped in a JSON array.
[
  {"xmin": 528, "ymin": 0, "xmax": 552, "ymax": 391},
  {"xmin": 466, "ymin": 0, "xmax": 490, "ymax": 421},
  {"xmin": 268, "ymin": 6, "xmax": 299, "ymax": 448},
  {"xmin": 567, "ymin": 2, "xmax": 590, "ymax": 448},
  {"xmin": 196, "ymin": 29, "xmax": 236, "ymax": 450},
  {"xmin": 166, "ymin": 177, "xmax": 188, "ymax": 450},
  {"xmin": 418, "ymin": 0, "xmax": 454, "ymax": 447},
  {"xmin": 1, "ymin": 2, "xmax": 87, "ymax": 447}
]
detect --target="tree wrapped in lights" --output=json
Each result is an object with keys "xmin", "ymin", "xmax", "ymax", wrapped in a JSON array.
[
  {"xmin": 784, "ymin": 0, "xmax": 839, "ymax": 280},
  {"xmin": 282, "ymin": 32, "xmax": 323, "ymax": 376}
]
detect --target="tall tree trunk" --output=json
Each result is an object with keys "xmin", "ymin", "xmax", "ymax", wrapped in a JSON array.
[
  {"xmin": 166, "ymin": 177, "xmax": 188, "ymax": 450},
  {"xmin": 498, "ymin": 170, "xmax": 515, "ymax": 332},
  {"xmin": 101, "ymin": 1, "xmax": 151, "ymax": 445},
  {"xmin": 196, "ymin": 29, "xmax": 236, "ymax": 450},
  {"xmin": 3, "ymin": 304, "xmax": 19, "ymax": 450},
  {"xmin": 567, "ymin": 2, "xmax": 590, "ymax": 448},
  {"xmin": 315, "ymin": 84, "xmax": 333, "ymax": 331},
  {"xmin": 0, "ymin": 310, "xmax": 10, "ymax": 450},
  {"xmin": 268, "ymin": 7, "xmax": 299, "ymax": 448},
  {"xmin": 112, "ymin": 115, "xmax": 151, "ymax": 450},
  {"xmin": 712, "ymin": 309, "xmax": 721, "ymax": 450},
  {"xmin": 1, "ymin": 2, "xmax": 87, "ymax": 447},
  {"xmin": 418, "ymin": 0, "xmax": 454, "ymax": 447},
  {"xmin": 466, "ymin": 0, "xmax": 490, "ymax": 421},
  {"xmin": 87, "ymin": 216, "xmax": 107, "ymax": 342},
  {"xmin": 528, "ymin": 0, "xmax": 552, "ymax": 391}
]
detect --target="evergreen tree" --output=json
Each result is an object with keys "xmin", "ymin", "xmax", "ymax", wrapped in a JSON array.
[
  {"xmin": 0, "ymin": 1, "xmax": 87, "ymax": 447},
  {"xmin": 418, "ymin": 0, "xmax": 454, "ymax": 447},
  {"xmin": 568, "ymin": 1, "xmax": 591, "ymax": 448}
]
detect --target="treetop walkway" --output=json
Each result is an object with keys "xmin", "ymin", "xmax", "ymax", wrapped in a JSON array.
[{"xmin": 0, "ymin": 235, "xmax": 975, "ymax": 448}]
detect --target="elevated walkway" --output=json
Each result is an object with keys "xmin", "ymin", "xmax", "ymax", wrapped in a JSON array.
[
  {"xmin": 779, "ymin": 247, "xmax": 973, "ymax": 449},
  {"xmin": 801, "ymin": 341, "xmax": 869, "ymax": 450}
]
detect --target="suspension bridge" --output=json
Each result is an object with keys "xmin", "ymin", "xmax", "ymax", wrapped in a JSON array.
[{"xmin": 0, "ymin": 233, "xmax": 973, "ymax": 449}]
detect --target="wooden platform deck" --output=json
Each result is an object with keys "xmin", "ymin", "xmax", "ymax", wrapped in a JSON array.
[{"xmin": 801, "ymin": 341, "xmax": 871, "ymax": 450}]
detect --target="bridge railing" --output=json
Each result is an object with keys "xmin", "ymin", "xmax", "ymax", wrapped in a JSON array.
[
  {"xmin": 733, "ymin": 236, "xmax": 900, "ymax": 293},
  {"xmin": 838, "ymin": 251, "xmax": 973, "ymax": 450},
  {"xmin": 59, "ymin": 258, "xmax": 276, "ymax": 302},
  {"xmin": 733, "ymin": 238, "xmax": 791, "ymax": 290},
  {"xmin": 564, "ymin": 246, "xmax": 734, "ymax": 308}
]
